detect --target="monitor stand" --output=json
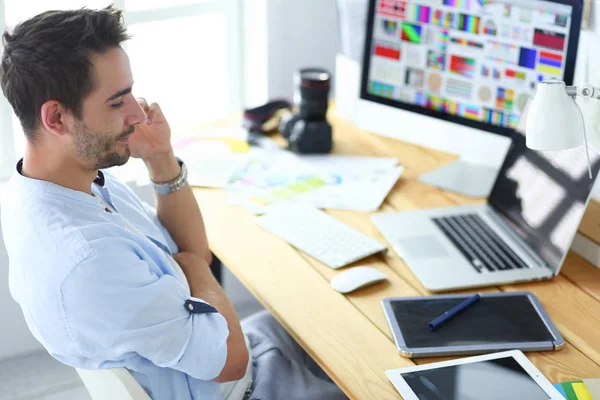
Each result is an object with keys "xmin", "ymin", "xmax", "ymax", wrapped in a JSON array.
[{"xmin": 419, "ymin": 160, "xmax": 499, "ymax": 198}]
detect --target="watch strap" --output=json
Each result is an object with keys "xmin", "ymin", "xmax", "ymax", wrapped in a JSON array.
[{"xmin": 151, "ymin": 158, "xmax": 188, "ymax": 195}]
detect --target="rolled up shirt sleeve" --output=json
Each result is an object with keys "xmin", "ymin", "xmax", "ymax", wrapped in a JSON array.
[{"xmin": 60, "ymin": 250, "xmax": 229, "ymax": 381}]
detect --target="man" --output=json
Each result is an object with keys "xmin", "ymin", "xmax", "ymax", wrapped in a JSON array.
[{"xmin": 0, "ymin": 7, "xmax": 346, "ymax": 400}]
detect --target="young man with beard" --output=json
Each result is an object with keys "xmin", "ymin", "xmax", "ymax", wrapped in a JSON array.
[{"xmin": 0, "ymin": 6, "xmax": 347, "ymax": 400}]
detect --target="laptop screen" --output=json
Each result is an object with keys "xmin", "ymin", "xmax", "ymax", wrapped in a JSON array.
[{"xmin": 488, "ymin": 132, "xmax": 600, "ymax": 272}]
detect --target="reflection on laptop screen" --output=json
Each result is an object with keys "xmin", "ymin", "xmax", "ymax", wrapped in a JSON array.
[{"xmin": 489, "ymin": 132, "xmax": 600, "ymax": 271}]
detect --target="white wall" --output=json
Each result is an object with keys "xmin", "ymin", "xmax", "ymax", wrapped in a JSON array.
[
  {"xmin": 243, "ymin": 0, "xmax": 268, "ymax": 108},
  {"xmin": 263, "ymin": 0, "xmax": 339, "ymax": 101}
]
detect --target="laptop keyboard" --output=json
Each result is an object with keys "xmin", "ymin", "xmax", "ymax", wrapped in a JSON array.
[{"xmin": 432, "ymin": 214, "xmax": 528, "ymax": 273}]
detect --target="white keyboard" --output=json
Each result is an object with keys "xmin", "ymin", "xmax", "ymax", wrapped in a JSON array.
[{"xmin": 255, "ymin": 205, "xmax": 387, "ymax": 269}]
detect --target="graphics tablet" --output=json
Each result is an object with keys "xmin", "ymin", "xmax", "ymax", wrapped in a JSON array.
[
  {"xmin": 386, "ymin": 350, "xmax": 564, "ymax": 400},
  {"xmin": 382, "ymin": 292, "xmax": 563, "ymax": 358}
]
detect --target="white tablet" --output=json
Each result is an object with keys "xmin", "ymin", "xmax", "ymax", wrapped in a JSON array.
[{"xmin": 386, "ymin": 350, "xmax": 564, "ymax": 400}]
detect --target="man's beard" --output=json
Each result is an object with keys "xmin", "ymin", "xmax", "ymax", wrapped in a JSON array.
[{"xmin": 72, "ymin": 121, "xmax": 134, "ymax": 170}]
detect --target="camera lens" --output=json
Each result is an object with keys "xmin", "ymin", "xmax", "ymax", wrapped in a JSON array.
[{"xmin": 294, "ymin": 67, "xmax": 331, "ymax": 120}]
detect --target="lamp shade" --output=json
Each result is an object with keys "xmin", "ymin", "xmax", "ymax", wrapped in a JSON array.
[{"xmin": 525, "ymin": 80, "xmax": 583, "ymax": 151}]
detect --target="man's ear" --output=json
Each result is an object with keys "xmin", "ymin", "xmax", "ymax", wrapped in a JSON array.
[{"xmin": 40, "ymin": 100, "xmax": 71, "ymax": 137}]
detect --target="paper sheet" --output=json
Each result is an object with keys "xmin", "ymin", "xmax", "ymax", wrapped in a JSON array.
[
  {"xmin": 583, "ymin": 379, "xmax": 600, "ymax": 399},
  {"xmin": 173, "ymin": 128, "xmax": 252, "ymax": 188},
  {"xmin": 186, "ymin": 156, "xmax": 250, "ymax": 188},
  {"xmin": 300, "ymin": 166, "xmax": 405, "ymax": 211},
  {"xmin": 233, "ymin": 165, "xmax": 405, "ymax": 214},
  {"xmin": 227, "ymin": 151, "xmax": 399, "ymax": 192},
  {"xmin": 225, "ymin": 147, "xmax": 402, "ymax": 212},
  {"xmin": 295, "ymin": 154, "xmax": 398, "ymax": 171},
  {"xmin": 251, "ymin": 177, "xmax": 328, "ymax": 205}
]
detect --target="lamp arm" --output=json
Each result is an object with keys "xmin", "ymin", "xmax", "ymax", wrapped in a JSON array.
[
  {"xmin": 565, "ymin": 86, "xmax": 579, "ymax": 97},
  {"xmin": 566, "ymin": 84, "xmax": 600, "ymax": 100},
  {"xmin": 565, "ymin": 83, "xmax": 595, "ymax": 178},
  {"xmin": 573, "ymin": 100, "xmax": 593, "ymax": 179}
]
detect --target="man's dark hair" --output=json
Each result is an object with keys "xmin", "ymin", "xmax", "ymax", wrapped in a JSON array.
[{"xmin": 0, "ymin": 6, "xmax": 129, "ymax": 141}]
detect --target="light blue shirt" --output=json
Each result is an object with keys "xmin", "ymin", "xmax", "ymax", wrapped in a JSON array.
[{"xmin": 1, "ymin": 162, "xmax": 230, "ymax": 400}]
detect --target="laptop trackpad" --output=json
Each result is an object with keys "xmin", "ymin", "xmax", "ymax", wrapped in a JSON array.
[{"xmin": 398, "ymin": 236, "xmax": 449, "ymax": 260}]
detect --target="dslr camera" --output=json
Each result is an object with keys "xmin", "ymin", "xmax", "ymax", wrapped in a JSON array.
[{"xmin": 279, "ymin": 67, "xmax": 333, "ymax": 154}]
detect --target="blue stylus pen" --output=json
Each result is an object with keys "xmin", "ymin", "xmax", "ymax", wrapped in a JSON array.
[{"xmin": 428, "ymin": 294, "xmax": 481, "ymax": 331}]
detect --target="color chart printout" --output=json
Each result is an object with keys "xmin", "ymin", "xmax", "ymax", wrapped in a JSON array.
[{"xmin": 368, "ymin": 0, "xmax": 574, "ymax": 130}]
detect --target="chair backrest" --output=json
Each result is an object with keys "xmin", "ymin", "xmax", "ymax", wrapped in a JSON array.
[{"xmin": 76, "ymin": 367, "xmax": 151, "ymax": 400}]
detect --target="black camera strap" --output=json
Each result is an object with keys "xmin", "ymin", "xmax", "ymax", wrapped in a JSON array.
[{"xmin": 242, "ymin": 99, "xmax": 292, "ymax": 135}]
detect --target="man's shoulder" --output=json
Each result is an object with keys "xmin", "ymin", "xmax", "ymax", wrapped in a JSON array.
[
  {"xmin": 2, "ymin": 182, "xmax": 93, "ymax": 234},
  {"xmin": 1, "ymin": 177, "xmax": 73, "ymax": 238},
  {"xmin": 2, "ymin": 173, "xmax": 80, "ymax": 217},
  {"xmin": 2, "ymin": 182, "xmax": 141, "ymax": 278}
]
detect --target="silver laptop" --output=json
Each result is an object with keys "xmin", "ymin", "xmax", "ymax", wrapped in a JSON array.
[{"xmin": 372, "ymin": 134, "xmax": 600, "ymax": 292}]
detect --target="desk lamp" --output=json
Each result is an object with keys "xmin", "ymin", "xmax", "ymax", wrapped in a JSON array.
[{"xmin": 526, "ymin": 80, "xmax": 598, "ymax": 179}]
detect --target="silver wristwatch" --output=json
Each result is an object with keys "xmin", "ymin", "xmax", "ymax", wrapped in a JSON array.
[{"xmin": 151, "ymin": 158, "xmax": 188, "ymax": 195}]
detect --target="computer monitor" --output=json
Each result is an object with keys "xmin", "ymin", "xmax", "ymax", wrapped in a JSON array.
[{"xmin": 355, "ymin": 0, "xmax": 583, "ymax": 197}]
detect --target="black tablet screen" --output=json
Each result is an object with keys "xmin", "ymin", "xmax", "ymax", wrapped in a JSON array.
[
  {"xmin": 390, "ymin": 295, "xmax": 554, "ymax": 347},
  {"xmin": 401, "ymin": 357, "xmax": 551, "ymax": 400}
]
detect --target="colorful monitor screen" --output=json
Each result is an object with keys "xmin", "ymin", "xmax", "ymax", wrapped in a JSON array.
[{"xmin": 360, "ymin": 0, "xmax": 582, "ymax": 137}]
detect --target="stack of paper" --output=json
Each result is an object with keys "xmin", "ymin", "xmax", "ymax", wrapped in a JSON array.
[
  {"xmin": 226, "ymin": 148, "xmax": 404, "ymax": 213},
  {"xmin": 554, "ymin": 379, "xmax": 600, "ymax": 400},
  {"xmin": 173, "ymin": 129, "xmax": 404, "ymax": 213}
]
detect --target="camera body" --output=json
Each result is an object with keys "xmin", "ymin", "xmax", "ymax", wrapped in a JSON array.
[
  {"xmin": 280, "ymin": 113, "xmax": 333, "ymax": 154},
  {"xmin": 279, "ymin": 68, "xmax": 333, "ymax": 154}
]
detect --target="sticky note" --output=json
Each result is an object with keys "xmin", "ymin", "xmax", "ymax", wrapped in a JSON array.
[{"xmin": 572, "ymin": 382, "xmax": 593, "ymax": 400}]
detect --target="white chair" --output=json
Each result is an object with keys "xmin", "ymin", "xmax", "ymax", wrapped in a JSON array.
[{"xmin": 76, "ymin": 367, "xmax": 151, "ymax": 400}]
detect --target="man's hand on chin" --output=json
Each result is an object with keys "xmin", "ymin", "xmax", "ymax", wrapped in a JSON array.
[{"xmin": 130, "ymin": 98, "xmax": 180, "ymax": 183}]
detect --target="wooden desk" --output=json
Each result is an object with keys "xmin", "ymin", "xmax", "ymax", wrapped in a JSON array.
[{"xmin": 192, "ymin": 107, "xmax": 600, "ymax": 399}]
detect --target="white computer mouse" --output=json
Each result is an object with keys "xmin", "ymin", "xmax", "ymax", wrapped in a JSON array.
[{"xmin": 330, "ymin": 267, "xmax": 388, "ymax": 294}]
